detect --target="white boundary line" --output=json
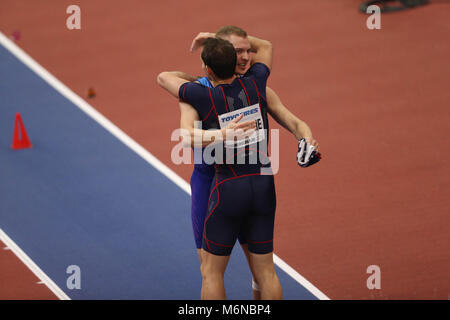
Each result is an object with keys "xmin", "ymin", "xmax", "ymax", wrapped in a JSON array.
[
  {"xmin": 0, "ymin": 228, "xmax": 70, "ymax": 300},
  {"xmin": 274, "ymin": 254, "xmax": 329, "ymax": 300},
  {"xmin": 0, "ymin": 31, "xmax": 330, "ymax": 300}
]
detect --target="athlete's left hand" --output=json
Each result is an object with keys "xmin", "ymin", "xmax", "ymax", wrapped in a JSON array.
[
  {"xmin": 222, "ymin": 114, "xmax": 256, "ymax": 142},
  {"xmin": 190, "ymin": 32, "xmax": 216, "ymax": 52}
]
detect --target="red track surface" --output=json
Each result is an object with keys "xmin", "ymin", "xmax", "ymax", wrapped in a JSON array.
[
  {"xmin": 0, "ymin": 240, "xmax": 57, "ymax": 299},
  {"xmin": 1, "ymin": 0, "xmax": 449, "ymax": 299}
]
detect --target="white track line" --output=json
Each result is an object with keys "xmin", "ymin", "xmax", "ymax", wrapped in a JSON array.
[
  {"xmin": 0, "ymin": 31, "xmax": 330, "ymax": 300},
  {"xmin": 274, "ymin": 254, "xmax": 329, "ymax": 300},
  {"xmin": 0, "ymin": 229, "xmax": 70, "ymax": 300}
]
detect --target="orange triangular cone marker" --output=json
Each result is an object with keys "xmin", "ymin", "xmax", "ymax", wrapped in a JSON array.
[{"xmin": 11, "ymin": 113, "xmax": 32, "ymax": 150}]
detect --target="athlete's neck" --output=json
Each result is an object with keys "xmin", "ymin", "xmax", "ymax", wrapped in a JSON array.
[{"xmin": 211, "ymin": 75, "xmax": 236, "ymax": 87}]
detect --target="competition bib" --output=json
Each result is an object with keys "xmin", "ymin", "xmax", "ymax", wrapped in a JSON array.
[{"xmin": 218, "ymin": 104, "xmax": 265, "ymax": 148}]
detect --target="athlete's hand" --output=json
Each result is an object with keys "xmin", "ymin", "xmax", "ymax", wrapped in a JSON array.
[
  {"xmin": 221, "ymin": 114, "xmax": 256, "ymax": 141},
  {"xmin": 297, "ymin": 138, "xmax": 321, "ymax": 168},
  {"xmin": 305, "ymin": 136, "xmax": 319, "ymax": 152},
  {"xmin": 190, "ymin": 32, "xmax": 216, "ymax": 52}
]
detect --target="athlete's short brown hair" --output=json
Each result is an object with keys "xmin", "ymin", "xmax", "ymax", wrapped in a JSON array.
[{"xmin": 215, "ymin": 25, "xmax": 248, "ymax": 39}]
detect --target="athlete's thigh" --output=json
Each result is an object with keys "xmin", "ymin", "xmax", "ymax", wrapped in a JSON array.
[
  {"xmin": 203, "ymin": 175, "xmax": 251, "ymax": 255},
  {"xmin": 244, "ymin": 174, "xmax": 276, "ymax": 254}
]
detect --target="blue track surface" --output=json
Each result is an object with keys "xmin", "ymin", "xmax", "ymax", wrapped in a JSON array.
[{"xmin": 0, "ymin": 44, "xmax": 317, "ymax": 300}]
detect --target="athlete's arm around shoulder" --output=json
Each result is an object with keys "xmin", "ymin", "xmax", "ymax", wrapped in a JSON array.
[
  {"xmin": 179, "ymin": 102, "xmax": 256, "ymax": 148},
  {"xmin": 248, "ymin": 35, "xmax": 273, "ymax": 71},
  {"xmin": 157, "ymin": 71, "xmax": 193, "ymax": 99}
]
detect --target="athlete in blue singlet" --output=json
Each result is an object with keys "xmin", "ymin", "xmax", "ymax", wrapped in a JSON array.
[
  {"xmin": 158, "ymin": 26, "xmax": 320, "ymax": 300},
  {"xmin": 177, "ymin": 36, "xmax": 282, "ymax": 299},
  {"xmin": 184, "ymin": 31, "xmax": 265, "ymax": 298}
]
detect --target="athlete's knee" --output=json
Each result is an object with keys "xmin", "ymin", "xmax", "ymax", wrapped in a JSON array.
[
  {"xmin": 249, "ymin": 254, "xmax": 277, "ymax": 284},
  {"xmin": 200, "ymin": 256, "xmax": 225, "ymax": 278},
  {"xmin": 200, "ymin": 262, "xmax": 225, "ymax": 284},
  {"xmin": 254, "ymin": 264, "xmax": 277, "ymax": 283},
  {"xmin": 252, "ymin": 264, "xmax": 281, "ymax": 299}
]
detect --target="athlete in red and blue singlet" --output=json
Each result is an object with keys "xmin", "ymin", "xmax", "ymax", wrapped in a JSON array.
[{"xmin": 180, "ymin": 62, "xmax": 276, "ymax": 256}]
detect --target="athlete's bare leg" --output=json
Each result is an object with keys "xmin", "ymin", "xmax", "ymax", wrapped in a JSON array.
[
  {"xmin": 248, "ymin": 251, "xmax": 282, "ymax": 300},
  {"xmin": 198, "ymin": 246, "xmax": 260, "ymax": 299},
  {"xmin": 200, "ymin": 249, "xmax": 230, "ymax": 299},
  {"xmin": 240, "ymin": 244, "xmax": 261, "ymax": 300},
  {"xmin": 197, "ymin": 249, "xmax": 203, "ymax": 263}
]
